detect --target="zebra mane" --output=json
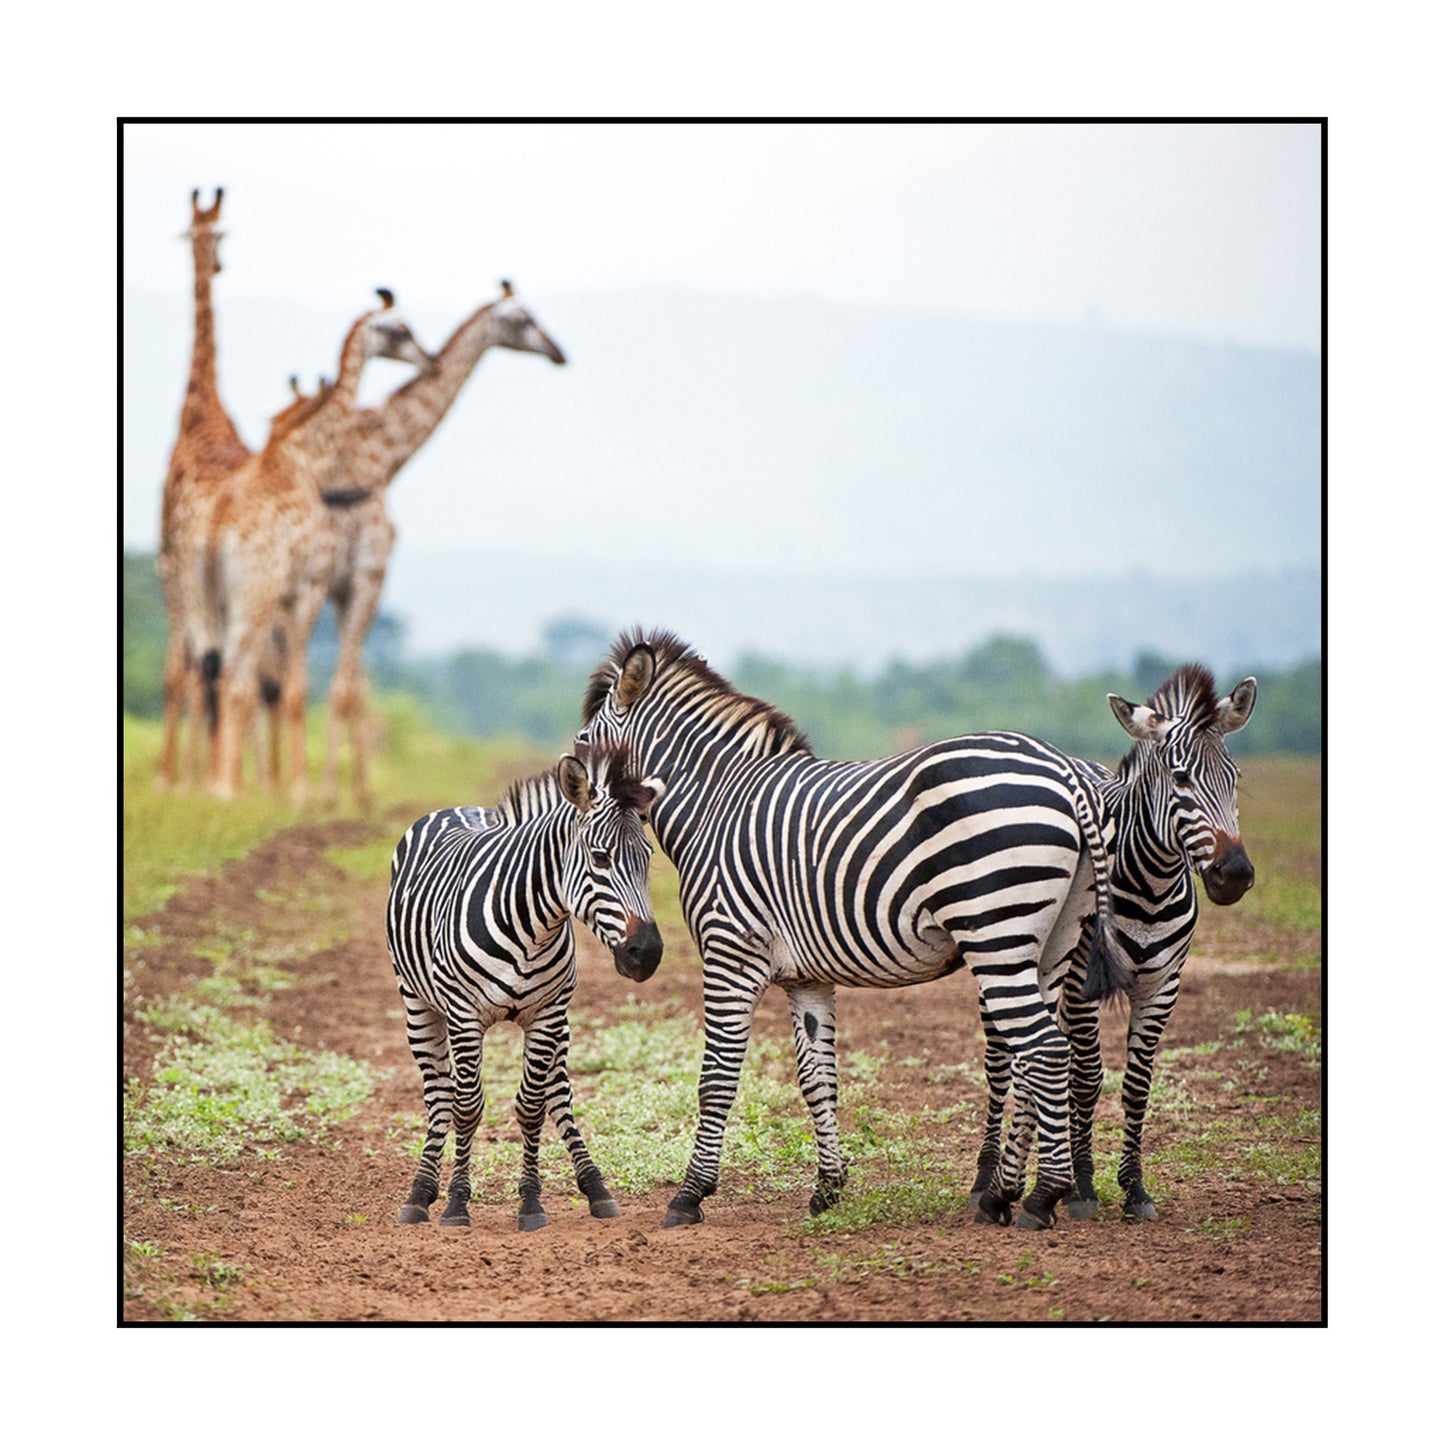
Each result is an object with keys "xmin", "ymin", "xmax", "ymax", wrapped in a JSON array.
[
  {"xmin": 1116, "ymin": 662, "xmax": 1224, "ymax": 775},
  {"xmin": 583, "ymin": 627, "xmax": 814, "ymax": 758},
  {"xmin": 496, "ymin": 740, "xmax": 653, "ymax": 825},
  {"xmin": 1149, "ymin": 663, "xmax": 1223, "ymax": 732}
]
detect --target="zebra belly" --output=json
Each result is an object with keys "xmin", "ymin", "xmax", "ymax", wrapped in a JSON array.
[{"xmin": 765, "ymin": 912, "xmax": 964, "ymax": 988}]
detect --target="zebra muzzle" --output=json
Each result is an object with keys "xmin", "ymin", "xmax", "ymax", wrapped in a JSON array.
[
  {"xmin": 612, "ymin": 919, "xmax": 663, "ymax": 981},
  {"xmin": 1202, "ymin": 839, "xmax": 1254, "ymax": 905}
]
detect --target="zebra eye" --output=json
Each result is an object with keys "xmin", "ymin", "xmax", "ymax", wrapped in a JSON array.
[
  {"xmin": 1172, "ymin": 770, "xmax": 1191, "ymax": 788},
  {"xmin": 590, "ymin": 849, "xmax": 611, "ymax": 869}
]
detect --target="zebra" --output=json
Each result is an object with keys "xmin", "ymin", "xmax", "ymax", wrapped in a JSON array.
[
  {"xmin": 385, "ymin": 742, "xmax": 665, "ymax": 1231},
  {"xmin": 972, "ymin": 664, "xmax": 1257, "ymax": 1223},
  {"xmin": 576, "ymin": 629, "xmax": 1131, "ymax": 1231}
]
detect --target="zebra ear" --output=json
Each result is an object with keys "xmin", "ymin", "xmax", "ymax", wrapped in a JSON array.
[
  {"xmin": 557, "ymin": 755, "xmax": 594, "ymax": 812},
  {"xmin": 1109, "ymin": 694, "xmax": 1176, "ymax": 744},
  {"xmin": 640, "ymin": 775, "xmax": 666, "ymax": 819},
  {"xmin": 618, "ymin": 644, "xmax": 656, "ymax": 710},
  {"xmin": 1218, "ymin": 677, "xmax": 1257, "ymax": 735}
]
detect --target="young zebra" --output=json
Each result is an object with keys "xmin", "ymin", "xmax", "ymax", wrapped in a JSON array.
[
  {"xmin": 386, "ymin": 743, "xmax": 664, "ymax": 1231},
  {"xmin": 577, "ymin": 629, "xmax": 1131, "ymax": 1231},
  {"xmin": 973, "ymin": 664, "xmax": 1257, "ymax": 1223}
]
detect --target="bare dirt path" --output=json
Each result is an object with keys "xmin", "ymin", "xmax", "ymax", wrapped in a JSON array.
[{"xmin": 123, "ymin": 812, "xmax": 1322, "ymax": 1324}]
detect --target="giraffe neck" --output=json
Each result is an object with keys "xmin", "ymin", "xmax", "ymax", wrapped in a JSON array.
[
  {"xmin": 272, "ymin": 312, "xmax": 376, "ymax": 479},
  {"xmin": 354, "ymin": 302, "xmax": 502, "ymax": 481},
  {"xmin": 179, "ymin": 227, "xmax": 246, "ymax": 454}
]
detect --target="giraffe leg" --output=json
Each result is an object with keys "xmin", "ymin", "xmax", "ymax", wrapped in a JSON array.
[
  {"xmin": 325, "ymin": 557, "xmax": 388, "ymax": 809},
  {"xmin": 212, "ymin": 634, "xmax": 263, "ymax": 800},
  {"xmin": 155, "ymin": 631, "xmax": 190, "ymax": 792},
  {"xmin": 279, "ymin": 584, "xmax": 328, "ymax": 807}
]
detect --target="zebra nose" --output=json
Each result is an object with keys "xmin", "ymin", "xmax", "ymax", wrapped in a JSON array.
[
  {"xmin": 613, "ymin": 921, "xmax": 663, "ymax": 981},
  {"xmin": 1203, "ymin": 842, "xmax": 1254, "ymax": 905}
]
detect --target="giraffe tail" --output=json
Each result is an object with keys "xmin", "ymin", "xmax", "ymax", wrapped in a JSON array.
[{"xmin": 202, "ymin": 649, "xmax": 222, "ymax": 734}]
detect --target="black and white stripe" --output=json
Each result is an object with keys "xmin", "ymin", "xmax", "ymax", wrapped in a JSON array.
[
  {"xmin": 386, "ymin": 743, "xmax": 664, "ymax": 1230},
  {"xmin": 975, "ymin": 664, "xmax": 1257, "ymax": 1222},
  {"xmin": 578, "ymin": 630, "xmax": 1130, "ymax": 1230}
]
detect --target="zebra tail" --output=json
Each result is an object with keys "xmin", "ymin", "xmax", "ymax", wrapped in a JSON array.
[{"xmin": 1068, "ymin": 766, "xmax": 1132, "ymax": 1008}]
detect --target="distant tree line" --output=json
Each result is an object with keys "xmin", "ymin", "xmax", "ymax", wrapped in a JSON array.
[{"xmin": 123, "ymin": 552, "xmax": 1320, "ymax": 761}]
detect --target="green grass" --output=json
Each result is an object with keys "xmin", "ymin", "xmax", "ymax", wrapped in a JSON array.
[
  {"xmin": 125, "ymin": 986, "xmax": 378, "ymax": 1162},
  {"xmin": 123, "ymin": 697, "xmax": 546, "ymax": 922},
  {"xmin": 1201, "ymin": 757, "xmax": 1321, "ymax": 957}
]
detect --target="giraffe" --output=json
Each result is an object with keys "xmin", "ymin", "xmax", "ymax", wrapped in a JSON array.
[
  {"xmin": 155, "ymin": 189, "xmax": 253, "ymax": 791},
  {"xmin": 317, "ymin": 280, "xmax": 567, "ymax": 805},
  {"xmin": 203, "ymin": 292, "xmax": 435, "ymax": 802}
]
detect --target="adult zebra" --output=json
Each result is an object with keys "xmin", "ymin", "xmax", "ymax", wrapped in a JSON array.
[
  {"xmin": 974, "ymin": 664, "xmax": 1257, "ymax": 1223},
  {"xmin": 577, "ymin": 629, "xmax": 1131, "ymax": 1231},
  {"xmin": 386, "ymin": 743, "xmax": 664, "ymax": 1231}
]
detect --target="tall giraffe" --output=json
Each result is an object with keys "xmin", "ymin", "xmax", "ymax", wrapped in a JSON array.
[
  {"xmin": 204, "ymin": 292, "xmax": 434, "ymax": 801},
  {"xmin": 155, "ymin": 189, "xmax": 252, "ymax": 790},
  {"xmin": 318, "ymin": 280, "xmax": 567, "ymax": 804}
]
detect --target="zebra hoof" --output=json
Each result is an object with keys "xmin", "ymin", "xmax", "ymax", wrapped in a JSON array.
[
  {"xmin": 1015, "ymin": 1206, "xmax": 1055, "ymax": 1232},
  {"xmin": 589, "ymin": 1199, "xmax": 622, "ymax": 1220},
  {"xmin": 518, "ymin": 1209, "xmax": 550, "ymax": 1232},
  {"xmin": 1123, "ymin": 1183, "xmax": 1157, "ymax": 1222},
  {"xmin": 397, "ymin": 1204, "xmax": 430, "ymax": 1225},
  {"xmin": 974, "ymin": 1194, "xmax": 1013, "ymax": 1227},
  {"xmin": 1068, "ymin": 1196, "xmax": 1100, "ymax": 1222},
  {"xmin": 663, "ymin": 1204, "xmax": 704, "ymax": 1228},
  {"xmin": 439, "ymin": 1210, "xmax": 471, "ymax": 1228}
]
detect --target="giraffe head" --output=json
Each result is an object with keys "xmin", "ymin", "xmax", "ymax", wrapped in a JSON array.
[
  {"xmin": 267, "ymin": 373, "xmax": 336, "ymax": 443},
  {"xmin": 490, "ymin": 280, "xmax": 567, "ymax": 365},
  {"xmin": 367, "ymin": 289, "xmax": 439, "ymax": 375},
  {"xmin": 185, "ymin": 188, "xmax": 227, "ymax": 274}
]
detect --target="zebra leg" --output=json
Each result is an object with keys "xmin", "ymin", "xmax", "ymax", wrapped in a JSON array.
[
  {"xmin": 440, "ymin": 1024, "xmax": 484, "ymax": 1227},
  {"xmin": 782, "ymin": 982, "xmax": 847, "ymax": 1215},
  {"xmin": 1061, "ymin": 981, "xmax": 1105, "ymax": 1221},
  {"xmin": 537, "ymin": 1005, "xmax": 621, "ymax": 1220},
  {"xmin": 969, "ymin": 1018, "xmax": 1015, "ymax": 1215},
  {"xmin": 515, "ymin": 1019, "xmax": 559, "ymax": 1232},
  {"xmin": 969, "ymin": 970, "xmax": 1073, "ymax": 1230},
  {"xmin": 997, "ymin": 1063, "xmax": 1039, "ymax": 1207},
  {"xmin": 398, "ymin": 996, "xmax": 452, "ymax": 1224},
  {"xmin": 663, "ymin": 947, "xmax": 770, "ymax": 1228},
  {"xmin": 1118, "ymin": 986, "xmax": 1180, "ymax": 1221}
]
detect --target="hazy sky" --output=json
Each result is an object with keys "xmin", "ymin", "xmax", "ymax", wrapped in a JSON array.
[{"xmin": 124, "ymin": 121, "xmax": 1320, "ymax": 350}]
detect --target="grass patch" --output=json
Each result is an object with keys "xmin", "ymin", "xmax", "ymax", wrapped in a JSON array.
[
  {"xmin": 1199, "ymin": 757, "xmax": 1320, "ymax": 955},
  {"xmin": 126, "ymin": 988, "xmax": 377, "ymax": 1163},
  {"xmin": 1235, "ymin": 1008, "xmax": 1321, "ymax": 1066},
  {"xmin": 124, "ymin": 700, "xmax": 547, "ymax": 923}
]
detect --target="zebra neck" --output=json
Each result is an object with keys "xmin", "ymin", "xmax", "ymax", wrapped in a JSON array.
[
  {"xmin": 1101, "ymin": 769, "xmax": 1192, "ymax": 911},
  {"xmin": 506, "ymin": 808, "xmax": 575, "ymax": 951}
]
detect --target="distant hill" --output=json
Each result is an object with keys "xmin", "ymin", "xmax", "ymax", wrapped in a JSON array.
[
  {"xmin": 381, "ymin": 546, "xmax": 1319, "ymax": 678},
  {"xmin": 123, "ymin": 285, "xmax": 1320, "ymax": 671}
]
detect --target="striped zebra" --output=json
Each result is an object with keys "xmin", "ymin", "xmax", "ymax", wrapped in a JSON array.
[
  {"xmin": 974, "ymin": 664, "xmax": 1257, "ymax": 1222},
  {"xmin": 386, "ymin": 743, "xmax": 664, "ymax": 1231},
  {"xmin": 576, "ymin": 629, "xmax": 1131, "ymax": 1231}
]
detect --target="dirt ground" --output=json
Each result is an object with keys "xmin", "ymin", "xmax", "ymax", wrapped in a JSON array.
[{"xmin": 122, "ymin": 812, "xmax": 1322, "ymax": 1325}]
